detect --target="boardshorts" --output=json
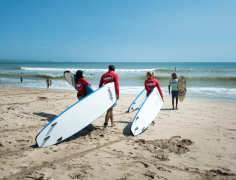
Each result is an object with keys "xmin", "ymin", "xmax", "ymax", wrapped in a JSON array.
[
  {"xmin": 172, "ymin": 91, "xmax": 178, "ymax": 98},
  {"xmin": 111, "ymin": 101, "xmax": 117, "ymax": 108},
  {"xmin": 111, "ymin": 95, "xmax": 118, "ymax": 108},
  {"xmin": 77, "ymin": 94, "xmax": 83, "ymax": 98}
]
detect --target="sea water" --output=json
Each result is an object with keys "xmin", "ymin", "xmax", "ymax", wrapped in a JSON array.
[{"xmin": 0, "ymin": 60, "xmax": 236, "ymax": 102}]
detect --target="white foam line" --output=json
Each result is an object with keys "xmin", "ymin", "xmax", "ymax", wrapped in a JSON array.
[{"xmin": 21, "ymin": 67, "xmax": 157, "ymax": 72}]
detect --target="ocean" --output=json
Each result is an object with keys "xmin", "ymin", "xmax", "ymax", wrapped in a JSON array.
[{"xmin": 0, "ymin": 60, "xmax": 236, "ymax": 102}]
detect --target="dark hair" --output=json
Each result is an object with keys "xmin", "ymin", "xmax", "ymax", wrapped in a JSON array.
[
  {"xmin": 75, "ymin": 70, "xmax": 84, "ymax": 82},
  {"xmin": 172, "ymin": 73, "xmax": 177, "ymax": 79},
  {"xmin": 109, "ymin": 65, "xmax": 115, "ymax": 71}
]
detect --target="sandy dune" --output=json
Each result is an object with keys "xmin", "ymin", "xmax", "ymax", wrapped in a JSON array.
[{"xmin": 0, "ymin": 86, "xmax": 236, "ymax": 180}]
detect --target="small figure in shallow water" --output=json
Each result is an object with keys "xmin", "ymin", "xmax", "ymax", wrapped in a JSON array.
[
  {"xmin": 46, "ymin": 78, "xmax": 50, "ymax": 89},
  {"xmin": 20, "ymin": 76, "xmax": 23, "ymax": 84}
]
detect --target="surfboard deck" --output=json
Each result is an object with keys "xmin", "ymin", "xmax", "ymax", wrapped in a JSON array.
[
  {"xmin": 35, "ymin": 82, "xmax": 117, "ymax": 147},
  {"xmin": 127, "ymin": 89, "xmax": 147, "ymax": 113},
  {"xmin": 64, "ymin": 71, "xmax": 94, "ymax": 95},
  {"xmin": 131, "ymin": 87, "xmax": 163, "ymax": 136},
  {"xmin": 178, "ymin": 76, "xmax": 186, "ymax": 102}
]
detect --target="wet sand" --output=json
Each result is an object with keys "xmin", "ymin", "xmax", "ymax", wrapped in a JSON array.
[{"xmin": 0, "ymin": 86, "xmax": 236, "ymax": 180}]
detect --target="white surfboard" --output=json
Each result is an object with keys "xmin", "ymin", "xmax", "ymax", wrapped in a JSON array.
[
  {"xmin": 131, "ymin": 87, "xmax": 163, "ymax": 136},
  {"xmin": 127, "ymin": 89, "xmax": 147, "ymax": 113},
  {"xmin": 64, "ymin": 70, "xmax": 94, "ymax": 94},
  {"xmin": 35, "ymin": 82, "xmax": 117, "ymax": 147}
]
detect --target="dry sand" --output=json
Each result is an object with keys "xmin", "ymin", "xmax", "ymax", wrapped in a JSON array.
[{"xmin": 0, "ymin": 86, "xmax": 236, "ymax": 180}]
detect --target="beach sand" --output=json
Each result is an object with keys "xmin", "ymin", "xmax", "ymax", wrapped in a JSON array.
[{"xmin": 0, "ymin": 86, "xmax": 236, "ymax": 180}]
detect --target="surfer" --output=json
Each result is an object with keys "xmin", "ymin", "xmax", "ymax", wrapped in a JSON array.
[
  {"xmin": 99, "ymin": 65, "xmax": 119, "ymax": 128},
  {"xmin": 145, "ymin": 71, "xmax": 164, "ymax": 124},
  {"xmin": 75, "ymin": 70, "xmax": 91, "ymax": 100},
  {"xmin": 46, "ymin": 78, "xmax": 50, "ymax": 89},
  {"xmin": 168, "ymin": 73, "xmax": 179, "ymax": 110},
  {"xmin": 20, "ymin": 76, "xmax": 23, "ymax": 84}
]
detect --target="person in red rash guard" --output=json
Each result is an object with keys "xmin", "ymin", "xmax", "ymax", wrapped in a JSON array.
[
  {"xmin": 99, "ymin": 65, "xmax": 119, "ymax": 129},
  {"xmin": 75, "ymin": 70, "xmax": 91, "ymax": 100},
  {"xmin": 144, "ymin": 71, "xmax": 164, "ymax": 125}
]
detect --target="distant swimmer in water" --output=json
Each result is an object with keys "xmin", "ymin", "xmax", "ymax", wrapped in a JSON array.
[
  {"xmin": 175, "ymin": 67, "xmax": 176, "ymax": 71},
  {"xmin": 168, "ymin": 73, "xmax": 178, "ymax": 110},
  {"xmin": 186, "ymin": 73, "xmax": 189, "ymax": 75},
  {"xmin": 46, "ymin": 78, "xmax": 50, "ymax": 89},
  {"xmin": 212, "ymin": 71, "xmax": 214, "ymax": 73},
  {"xmin": 75, "ymin": 70, "xmax": 91, "ymax": 100},
  {"xmin": 20, "ymin": 76, "xmax": 23, "ymax": 84},
  {"xmin": 145, "ymin": 71, "xmax": 164, "ymax": 124}
]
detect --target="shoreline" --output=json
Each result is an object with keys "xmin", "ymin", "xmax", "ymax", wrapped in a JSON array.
[{"xmin": 1, "ymin": 84, "xmax": 235, "ymax": 104}]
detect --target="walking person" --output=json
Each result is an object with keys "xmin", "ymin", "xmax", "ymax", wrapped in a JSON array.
[
  {"xmin": 75, "ymin": 70, "xmax": 91, "ymax": 100},
  {"xmin": 20, "ymin": 76, "xmax": 23, "ymax": 84},
  {"xmin": 168, "ymin": 73, "xmax": 179, "ymax": 110},
  {"xmin": 145, "ymin": 71, "xmax": 164, "ymax": 124},
  {"xmin": 99, "ymin": 65, "xmax": 119, "ymax": 129}
]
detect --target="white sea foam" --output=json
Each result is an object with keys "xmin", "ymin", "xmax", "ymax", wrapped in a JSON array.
[
  {"xmin": 1, "ymin": 77, "xmax": 236, "ymax": 102},
  {"xmin": 21, "ymin": 67, "xmax": 157, "ymax": 72}
]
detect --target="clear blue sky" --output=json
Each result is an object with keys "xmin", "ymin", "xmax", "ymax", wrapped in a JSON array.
[{"xmin": 0, "ymin": 0, "xmax": 235, "ymax": 62}]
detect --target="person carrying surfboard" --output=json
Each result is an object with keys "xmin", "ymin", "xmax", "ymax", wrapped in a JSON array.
[
  {"xmin": 168, "ymin": 73, "xmax": 179, "ymax": 110},
  {"xmin": 145, "ymin": 71, "xmax": 164, "ymax": 124},
  {"xmin": 99, "ymin": 65, "xmax": 119, "ymax": 129},
  {"xmin": 75, "ymin": 70, "xmax": 91, "ymax": 100}
]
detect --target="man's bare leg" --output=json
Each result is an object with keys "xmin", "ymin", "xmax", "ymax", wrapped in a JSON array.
[
  {"xmin": 176, "ymin": 97, "xmax": 178, "ymax": 110},
  {"xmin": 109, "ymin": 108, "xmax": 115, "ymax": 127},
  {"xmin": 172, "ymin": 98, "xmax": 174, "ymax": 110},
  {"xmin": 104, "ymin": 108, "xmax": 111, "ymax": 128}
]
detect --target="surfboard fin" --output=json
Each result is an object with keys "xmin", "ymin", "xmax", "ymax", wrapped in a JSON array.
[
  {"xmin": 135, "ymin": 127, "xmax": 138, "ymax": 130},
  {"xmin": 108, "ymin": 87, "xmax": 113, "ymax": 101},
  {"xmin": 44, "ymin": 136, "xmax": 50, "ymax": 141},
  {"xmin": 57, "ymin": 137, "xmax": 62, "ymax": 142},
  {"xmin": 51, "ymin": 122, "xmax": 57, "ymax": 126}
]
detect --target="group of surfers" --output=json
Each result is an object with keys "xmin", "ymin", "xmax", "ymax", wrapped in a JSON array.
[{"xmin": 75, "ymin": 65, "xmax": 180, "ymax": 129}]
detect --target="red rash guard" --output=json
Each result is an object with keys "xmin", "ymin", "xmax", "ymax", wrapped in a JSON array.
[
  {"xmin": 99, "ymin": 71, "xmax": 119, "ymax": 95},
  {"xmin": 145, "ymin": 77, "xmax": 163, "ymax": 97},
  {"xmin": 75, "ymin": 78, "xmax": 91, "ymax": 95}
]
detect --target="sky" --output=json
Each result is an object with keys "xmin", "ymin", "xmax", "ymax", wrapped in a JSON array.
[{"xmin": 0, "ymin": 0, "xmax": 236, "ymax": 62}]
